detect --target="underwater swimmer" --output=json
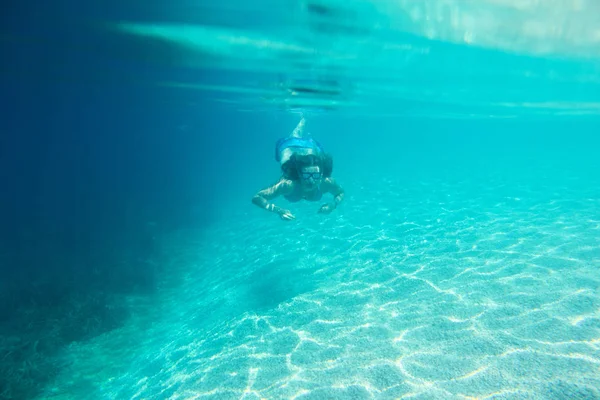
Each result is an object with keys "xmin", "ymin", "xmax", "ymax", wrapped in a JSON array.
[{"xmin": 252, "ymin": 117, "xmax": 345, "ymax": 220}]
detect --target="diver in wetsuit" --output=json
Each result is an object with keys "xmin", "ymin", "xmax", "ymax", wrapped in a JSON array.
[{"xmin": 252, "ymin": 117, "xmax": 345, "ymax": 221}]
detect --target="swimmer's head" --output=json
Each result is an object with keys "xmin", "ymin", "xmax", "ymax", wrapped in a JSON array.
[
  {"xmin": 295, "ymin": 154, "xmax": 322, "ymax": 189},
  {"xmin": 299, "ymin": 165, "xmax": 322, "ymax": 189}
]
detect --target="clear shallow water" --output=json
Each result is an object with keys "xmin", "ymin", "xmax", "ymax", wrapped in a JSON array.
[
  {"xmin": 21, "ymin": 1, "xmax": 600, "ymax": 399},
  {"xmin": 43, "ymin": 172, "xmax": 600, "ymax": 399}
]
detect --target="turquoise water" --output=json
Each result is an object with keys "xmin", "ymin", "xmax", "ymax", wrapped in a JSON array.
[
  {"xmin": 46, "ymin": 174, "xmax": 600, "ymax": 398},
  {"xmin": 43, "ymin": 124, "xmax": 600, "ymax": 398},
  {"xmin": 35, "ymin": 1, "xmax": 600, "ymax": 399}
]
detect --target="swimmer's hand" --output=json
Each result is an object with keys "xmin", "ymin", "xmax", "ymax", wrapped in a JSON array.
[
  {"xmin": 273, "ymin": 206, "xmax": 295, "ymax": 221},
  {"xmin": 279, "ymin": 210, "xmax": 296, "ymax": 221},
  {"xmin": 318, "ymin": 203, "xmax": 336, "ymax": 214}
]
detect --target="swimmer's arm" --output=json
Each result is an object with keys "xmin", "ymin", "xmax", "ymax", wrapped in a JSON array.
[
  {"xmin": 324, "ymin": 178, "xmax": 345, "ymax": 209},
  {"xmin": 252, "ymin": 180, "xmax": 293, "ymax": 214}
]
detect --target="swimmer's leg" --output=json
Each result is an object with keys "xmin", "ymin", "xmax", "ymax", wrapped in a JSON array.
[{"xmin": 290, "ymin": 116, "xmax": 305, "ymax": 138}]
